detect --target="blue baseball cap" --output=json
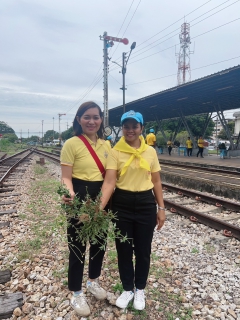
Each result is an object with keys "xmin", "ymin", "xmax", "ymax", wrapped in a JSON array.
[
  {"xmin": 150, "ymin": 129, "xmax": 155, "ymax": 133},
  {"xmin": 120, "ymin": 110, "xmax": 143, "ymax": 125},
  {"xmin": 106, "ymin": 136, "xmax": 112, "ymax": 140}
]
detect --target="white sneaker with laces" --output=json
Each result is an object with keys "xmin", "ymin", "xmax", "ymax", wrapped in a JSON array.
[
  {"xmin": 116, "ymin": 290, "xmax": 134, "ymax": 309},
  {"xmin": 70, "ymin": 293, "xmax": 91, "ymax": 316},
  {"xmin": 133, "ymin": 289, "xmax": 145, "ymax": 310},
  {"xmin": 87, "ymin": 281, "xmax": 107, "ymax": 300}
]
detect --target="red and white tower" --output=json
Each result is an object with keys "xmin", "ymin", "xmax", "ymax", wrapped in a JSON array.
[{"xmin": 176, "ymin": 22, "xmax": 194, "ymax": 85}]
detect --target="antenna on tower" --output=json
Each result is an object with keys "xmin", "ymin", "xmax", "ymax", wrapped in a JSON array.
[{"xmin": 176, "ymin": 22, "xmax": 194, "ymax": 85}]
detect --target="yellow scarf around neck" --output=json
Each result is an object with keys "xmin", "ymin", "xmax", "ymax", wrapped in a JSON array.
[{"xmin": 114, "ymin": 136, "xmax": 150, "ymax": 176}]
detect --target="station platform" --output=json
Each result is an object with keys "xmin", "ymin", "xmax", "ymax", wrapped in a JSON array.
[{"xmin": 157, "ymin": 150, "xmax": 240, "ymax": 172}]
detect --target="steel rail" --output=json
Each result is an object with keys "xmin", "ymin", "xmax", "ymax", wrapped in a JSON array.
[
  {"xmin": 0, "ymin": 150, "xmax": 33, "ymax": 185},
  {"xmin": 0, "ymin": 149, "xmax": 31, "ymax": 165},
  {"xmin": 164, "ymin": 199, "xmax": 240, "ymax": 240},
  {"xmin": 33, "ymin": 150, "xmax": 60, "ymax": 163},
  {"xmin": 162, "ymin": 183, "xmax": 240, "ymax": 211},
  {"xmin": 160, "ymin": 160, "xmax": 240, "ymax": 175}
]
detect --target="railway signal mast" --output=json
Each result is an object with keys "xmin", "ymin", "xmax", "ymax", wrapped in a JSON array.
[
  {"xmin": 99, "ymin": 32, "xmax": 129, "ymax": 126},
  {"xmin": 176, "ymin": 22, "xmax": 194, "ymax": 85}
]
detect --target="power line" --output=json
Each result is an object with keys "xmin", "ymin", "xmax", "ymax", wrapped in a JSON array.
[
  {"xmin": 137, "ymin": 0, "xmax": 213, "ymax": 48},
  {"xmin": 127, "ymin": 55, "xmax": 240, "ymax": 86},
  {"xmin": 110, "ymin": 0, "xmax": 214, "ymax": 64},
  {"xmin": 63, "ymin": 1, "xmax": 140, "ymax": 115},
  {"xmin": 108, "ymin": 0, "xmax": 238, "ymax": 74},
  {"xmin": 127, "ymin": 17, "xmax": 240, "ymax": 65},
  {"xmin": 109, "ymin": 0, "xmax": 136, "ymax": 57},
  {"xmin": 130, "ymin": 0, "xmax": 237, "ymax": 61},
  {"xmin": 64, "ymin": 65, "xmax": 103, "ymax": 114}
]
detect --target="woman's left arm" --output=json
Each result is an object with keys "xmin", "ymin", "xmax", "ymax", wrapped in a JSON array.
[{"xmin": 151, "ymin": 171, "xmax": 165, "ymax": 230}]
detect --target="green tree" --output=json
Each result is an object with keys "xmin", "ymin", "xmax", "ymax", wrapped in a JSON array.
[
  {"xmin": 148, "ymin": 114, "xmax": 214, "ymax": 138},
  {"xmin": 43, "ymin": 130, "xmax": 59, "ymax": 141},
  {"xmin": 3, "ymin": 133, "xmax": 18, "ymax": 143},
  {"xmin": 61, "ymin": 126, "xmax": 74, "ymax": 141},
  {"xmin": 0, "ymin": 121, "xmax": 15, "ymax": 134},
  {"xmin": 176, "ymin": 131, "xmax": 189, "ymax": 146},
  {"xmin": 217, "ymin": 121, "xmax": 235, "ymax": 139}
]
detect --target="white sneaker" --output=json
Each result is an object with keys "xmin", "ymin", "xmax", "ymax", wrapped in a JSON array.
[
  {"xmin": 70, "ymin": 293, "xmax": 91, "ymax": 316},
  {"xmin": 133, "ymin": 289, "xmax": 145, "ymax": 310},
  {"xmin": 87, "ymin": 281, "xmax": 107, "ymax": 300},
  {"xmin": 116, "ymin": 290, "xmax": 134, "ymax": 308}
]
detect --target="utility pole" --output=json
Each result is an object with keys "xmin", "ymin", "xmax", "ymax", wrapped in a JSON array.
[
  {"xmin": 52, "ymin": 117, "xmax": 54, "ymax": 141},
  {"xmin": 42, "ymin": 120, "xmax": 44, "ymax": 147},
  {"xmin": 99, "ymin": 32, "xmax": 129, "ymax": 126},
  {"xmin": 20, "ymin": 129, "xmax": 22, "ymax": 144},
  {"xmin": 28, "ymin": 129, "xmax": 29, "ymax": 139},
  {"xmin": 58, "ymin": 113, "xmax": 66, "ymax": 144},
  {"xmin": 176, "ymin": 22, "xmax": 194, "ymax": 85},
  {"xmin": 66, "ymin": 122, "xmax": 69, "ymax": 130},
  {"xmin": 112, "ymin": 42, "xmax": 136, "ymax": 114}
]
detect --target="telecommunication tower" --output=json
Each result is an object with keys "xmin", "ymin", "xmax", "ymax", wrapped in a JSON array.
[{"xmin": 176, "ymin": 22, "xmax": 194, "ymax": 85}]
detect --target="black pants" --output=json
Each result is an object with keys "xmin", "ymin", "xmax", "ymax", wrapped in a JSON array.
[
  {"xmin": 197, "ymin": 147, "xmax": 203, "ymax": 157},
  {"xmin": 67, "ymin": 179, "xmax": 106, "ymax": 291},
  {"xmin": 187, "ymin": 148, "xmax": 192, "ymax": 156},
  {"xmin": 168, "ymin": 146, "xmax": 172, "ymax": 155},
  {"xmin": 112, "ymin": 188, "xmax": 156, "ymax": 291}
]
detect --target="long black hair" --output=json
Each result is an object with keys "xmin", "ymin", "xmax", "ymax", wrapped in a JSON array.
[{"xmin": 73, "ymin": 101, "xmax": 104, "ymax": 139}]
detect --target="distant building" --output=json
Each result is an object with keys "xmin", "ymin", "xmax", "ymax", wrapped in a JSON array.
[
  {"xmin": 233, "ymin": 111, "xmax": 240, "ymax": 137},
  {"xmin": 212, "ymin": 117, "xmax": 233, "ymax": 139}
]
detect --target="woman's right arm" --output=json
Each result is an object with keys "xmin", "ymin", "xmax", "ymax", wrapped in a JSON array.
[
  {"xmin": 100, "ymin": 169, "xmax": 117, "ymax": 210},
  {"xmin": 61, "ymin": 165, "xmax": 75, "ymax": 204}
]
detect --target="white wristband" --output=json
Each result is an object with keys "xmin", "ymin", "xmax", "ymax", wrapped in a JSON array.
[{"xmin": 157, "ymin": 206, "xmax": 165, "ymax": 211}]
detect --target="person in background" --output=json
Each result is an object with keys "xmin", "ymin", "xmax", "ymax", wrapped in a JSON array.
[
  {"xmin": 167, "ymin": 139, "xmax": 173, "ymax": 155},
  {"xmin": 197, "ymin": 135, "xmax": 204, "ymax": 158},
  {"xmin": 146, "ymin": 128, "xmax": 156, "ymax": 148},
  {"xmin": 100, "ymin": 110, "xmax": 165, "ymax": 311},
  {"xmin": 60, "ymin": 101, "xmax": 111, "ymax": 317},
  {"xmin": 106, "ymin": 135, "xmax": 113, "ymax": 148},
  {"xmin": 186, "ymin": 136, "xmax": 193, "ymax": 156}
]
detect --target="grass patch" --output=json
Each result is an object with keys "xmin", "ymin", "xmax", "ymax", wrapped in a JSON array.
[{"xmin": 33, "ymin": 164, "xmax": 47, "ymax": 175}]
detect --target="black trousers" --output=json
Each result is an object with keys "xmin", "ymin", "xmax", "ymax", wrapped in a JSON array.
[
  {"xmin": 67, "ymin": 179, "xmax": 106, "ymax": 291},
  {"xmin": 112, "ymin": 188, "xmax": 156, "ymax": 291},
  {"xmin": 187, "ymin": 148, "xmax": 192, "ymax": 156},
  {"xmin": 168, "ymin": 146, "xmax": 172, "ymax": 155},
  {"xmin": 197, "ymin": 147, "xmax": 203, "ymax": 157}
]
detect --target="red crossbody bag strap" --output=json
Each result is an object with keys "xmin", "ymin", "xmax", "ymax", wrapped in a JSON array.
[{"xmin": 78, "ymin": 135, "xmax": 106, "ymax": 178}]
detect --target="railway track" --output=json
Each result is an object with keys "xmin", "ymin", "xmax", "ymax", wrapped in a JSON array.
[
  {"xmin": 0, "ymin": 150, "xmax": 36, "ymax": 318},
  {"xmin": 0, "ymin": 150, "xmax": 239, "ymax": 318},
  {"xmin": 23, "ymin": 149, "xmax": 240, "ymax": 240},
  {"xmin": 163, "ymin": 182, "xmax": 240, "ymax": 240}
]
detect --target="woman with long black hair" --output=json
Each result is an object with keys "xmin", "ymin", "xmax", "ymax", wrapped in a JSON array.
[{"xmin": 60, "ymin": 101, "xmax": 111, "ymax": 317}]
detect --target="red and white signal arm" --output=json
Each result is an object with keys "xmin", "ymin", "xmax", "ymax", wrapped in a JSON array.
[{"xmin": 104, "ymin": 36, "xmax": 129, "ymax": 45}]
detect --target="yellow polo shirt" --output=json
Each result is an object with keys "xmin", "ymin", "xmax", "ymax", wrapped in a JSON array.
[
  {"xmin": 105, "ymin": 140, "xmax": 112, "ymax": 148},
  {"xmin": 106, "ymin": 146, "xmax": 161, "ymax": 192},
  {"xmin": 146, "ymin": 133, "xmax": 156, "ymax": 146},
  {"xmin": 198, "ymin": 138, "xmax": 204, "ymax": 148},
  {"xmin": 60, "ymin": 135, "xmax": 111, "ymax": 181},
  {"xmin": 186, "ymin": 139, "xmax": 193, "ymax": 148}
]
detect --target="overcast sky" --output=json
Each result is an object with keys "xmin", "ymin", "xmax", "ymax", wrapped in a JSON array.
[{"xmin": 1, "ymin": 0, "xmax": 240, "ymax": 138}]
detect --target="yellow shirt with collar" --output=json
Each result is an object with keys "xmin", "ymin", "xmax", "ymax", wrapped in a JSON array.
[
  {"xmin": 186, "ymin": 139, "xmax": 193, "ymax": 148},
  {"xmin": 60, "ymin": 135, "xmax": 111, "ymax": 181},
  {"xmin": 198, "ymin": 138, "xmax": 204, "ymax": 148},
  {"xmin": 106, "ymin": 145, "xmax": 161, "ymax": 192},
  {"xmin": 146, "ymin": 133, "xmax": 156, "ymax": 146}
]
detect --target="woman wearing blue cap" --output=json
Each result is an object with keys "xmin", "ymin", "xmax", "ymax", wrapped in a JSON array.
[{"xmin": 100, "ymin": 110, "xmax": 165, "ymax": 311}]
